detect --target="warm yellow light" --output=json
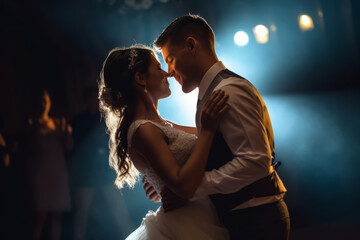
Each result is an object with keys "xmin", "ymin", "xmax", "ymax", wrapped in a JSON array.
[
  {"xmin": 253, "ymin": 25, "xmax": 269, "ymax": 44},
  {"xmin": 299, "ymin": 14, "xmax": 314, "ymax": 31}
]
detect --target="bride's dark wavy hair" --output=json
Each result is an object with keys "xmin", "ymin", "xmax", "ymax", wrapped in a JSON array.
[{"xmin": 98, "ymin": 44, "xmax": 155, "ymax": 188}]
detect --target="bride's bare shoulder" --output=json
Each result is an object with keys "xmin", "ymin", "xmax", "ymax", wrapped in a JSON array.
[
  {"xmin": 168, "ymin": 121, "xmax": 197, "ymax": 135},
  {"xmin": 132, "ymin": 121, "xmax": 166, "ymax": 147}
]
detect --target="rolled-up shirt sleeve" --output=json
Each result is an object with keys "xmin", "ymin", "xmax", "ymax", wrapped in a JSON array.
[{"xmin": 192, "ymin": 78, "xmax": 275, "ymax": 200}]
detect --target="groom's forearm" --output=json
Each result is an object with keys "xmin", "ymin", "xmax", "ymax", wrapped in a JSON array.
[{"xmin": 191, "ymin": 154, "xmax": 271, "ymax": 200}]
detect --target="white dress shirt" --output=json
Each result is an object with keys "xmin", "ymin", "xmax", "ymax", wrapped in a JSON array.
[{"xmin": 192, "ymin": 61, "xmax": 286, "ymax": 210}]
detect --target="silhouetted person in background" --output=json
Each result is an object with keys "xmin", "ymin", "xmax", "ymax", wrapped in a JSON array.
[
  {"xmin": 24, "ymin": 89, "xmax": 72, "ymax": 240},
  {"xmin": 70, "ymin": 86, "xmax": 133, "ymax": 240},
  {"xmin": 0, "ymin": 113, "xmax": 24, "ymax": 240},
  {"xmin": 0, "ymin": 114, "xmax": 10, "ymax": 168},
  {"xmin": 0, "ymin": 134, "xmax": 10, "ymax": 168},
  {"xmin": 0, "ymin": 114, "xmax": 10, "ymax": 240}
]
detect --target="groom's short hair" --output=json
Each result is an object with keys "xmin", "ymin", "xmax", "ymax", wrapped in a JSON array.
[{"xmin": 154, "ymin": 14, "xmax": 215, "ymax": 53}]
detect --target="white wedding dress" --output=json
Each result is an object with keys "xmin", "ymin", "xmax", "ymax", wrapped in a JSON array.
[{"xmin": 125, "ymin": 120, "xmax": 229, "ymax": 240}]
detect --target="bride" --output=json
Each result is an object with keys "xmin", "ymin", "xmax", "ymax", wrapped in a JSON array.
[{"xmin": 98, "ymin": 44, "xmax": 230, "ymax": 240}]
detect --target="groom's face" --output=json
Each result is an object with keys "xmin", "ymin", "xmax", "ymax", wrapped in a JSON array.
[{"xmin": 162, "ymin": 42, "xmax": 198, "ymax": 93}]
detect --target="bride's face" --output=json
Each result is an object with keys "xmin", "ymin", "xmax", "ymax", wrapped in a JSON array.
[{"xmin": 144, "ymin": 54, "xmax": 171, "ymax": 100}]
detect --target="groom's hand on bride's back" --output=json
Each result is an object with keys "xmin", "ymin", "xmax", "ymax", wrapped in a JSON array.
[
  {"xmin": 201, "ymin": 90, "xmax": 230, "ymax": 132},
  {"xmin": 142, "ymin": 176, "xmax": 161, "ymax": 202},
  {"xmin": 160, "ymin": 187, "xmax": 188, "ymax": 212},
  {"xmin": 143, "ymin": 177, "xmax": 188, "ymax": 212}
]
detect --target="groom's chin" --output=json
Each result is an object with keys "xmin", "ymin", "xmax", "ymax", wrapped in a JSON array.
[{"xmin": 181, "ymin": 84, "xmax": 196, "ymax": 93}]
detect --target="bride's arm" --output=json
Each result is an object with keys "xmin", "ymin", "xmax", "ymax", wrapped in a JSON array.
[{"xmin": 133, "ymin": 90, "xmax": 228, "ymax": 199}]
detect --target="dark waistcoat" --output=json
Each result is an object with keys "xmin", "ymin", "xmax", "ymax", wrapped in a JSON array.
[{"xmin": 196, "ymin": 69, "xmax": 284, "ymax": 217}]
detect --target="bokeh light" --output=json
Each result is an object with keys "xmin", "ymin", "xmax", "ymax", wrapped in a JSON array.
[
  {"xmin": 234, "ymin": 31, "xmax": 249, "ymax": 46},
  {"xmin": 253, "ymin": 24, "xmax": 269, "ymax": 44},
  {"xmin": 270, "ymin": 24, "xmax": 277, "ymax": 32},
  {"xmin": 299, "ymin": 14, "xmax": 314, "ymax": 31}
]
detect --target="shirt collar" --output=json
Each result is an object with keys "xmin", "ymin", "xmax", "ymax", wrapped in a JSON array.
[{"xmin": 198, "ymin": 61, "xmax": 226, "ymax": 100}]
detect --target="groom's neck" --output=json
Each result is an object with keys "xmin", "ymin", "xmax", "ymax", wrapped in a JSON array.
[{"xmin": 196, "ymin": 52, "xmax": 219, "ymax": 85}]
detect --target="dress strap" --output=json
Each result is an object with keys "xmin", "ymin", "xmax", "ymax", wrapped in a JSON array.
[{"xmin": 127, "ymin": 120, "xmax": 166, "ymax": 148}]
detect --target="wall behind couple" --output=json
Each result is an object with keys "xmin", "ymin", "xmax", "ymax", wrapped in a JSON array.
[{"xmin": 1, "ymin": 0, "xmax": 359, "ymax": 238}]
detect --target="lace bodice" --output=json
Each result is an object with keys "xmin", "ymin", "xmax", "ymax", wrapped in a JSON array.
[{"xmin": 127, "ymin": 120, "xmax": 197, "ymax": 195}]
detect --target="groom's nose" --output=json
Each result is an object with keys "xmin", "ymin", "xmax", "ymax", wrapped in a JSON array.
[
  {"xmin": 167, "ymin": 66, "xmax": 175, "ymax": 77},
  {"xmin": 163, "ymin": 70, "xmax": 171, "ymax": 78},
  {"xmin": 167, "ymin": 69, "xmax": 175, "ymax": 78}
]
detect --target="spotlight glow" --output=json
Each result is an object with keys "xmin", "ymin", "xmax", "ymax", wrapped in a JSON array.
[
  {"xmin": 253, "ymin": 25, "xmax": 269, "ymax": 44},
  {"xmin": 299, "ymin": 14, "xmax": 314, "ymax": 31},
  {"xmin": 158, "ymin": 78, "xmax": 198, "ymax": 126},
  {"xmin": 234, "ymin": 31, "xmax": 249, "ymax": 46}
]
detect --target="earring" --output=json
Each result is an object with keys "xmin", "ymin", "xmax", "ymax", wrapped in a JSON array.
[{"xmin": 144, "ymin": 87, "xmax": 148, "ymax": 93}]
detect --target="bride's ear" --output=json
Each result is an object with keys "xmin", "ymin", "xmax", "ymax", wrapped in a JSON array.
[{"xmin": 134, "ymin": 72, "xmax": 146, "ymax": 88}]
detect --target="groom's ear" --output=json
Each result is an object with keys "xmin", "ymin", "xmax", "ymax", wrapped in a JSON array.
[
  {"xmin": 134, "ymin": 72, "xmax": 146, "ymax": 87},
  {"xmin": 185, "ymin": 37, "xmax": 197, "ymax": 56}
]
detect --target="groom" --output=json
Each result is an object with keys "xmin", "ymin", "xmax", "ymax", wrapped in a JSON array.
[{"xmin": 150, "ymin": 14, "xmax": 290, "ymax": 240}]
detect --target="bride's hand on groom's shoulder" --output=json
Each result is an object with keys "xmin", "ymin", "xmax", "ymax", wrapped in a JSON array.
[{"xmin": 201, "ymin": 90, "xmax": 230, "ymax": 132}]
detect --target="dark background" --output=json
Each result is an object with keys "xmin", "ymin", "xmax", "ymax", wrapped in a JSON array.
[{"xmin": 1, "ymin": 0, "xmax": 359, "ymax": 239}]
